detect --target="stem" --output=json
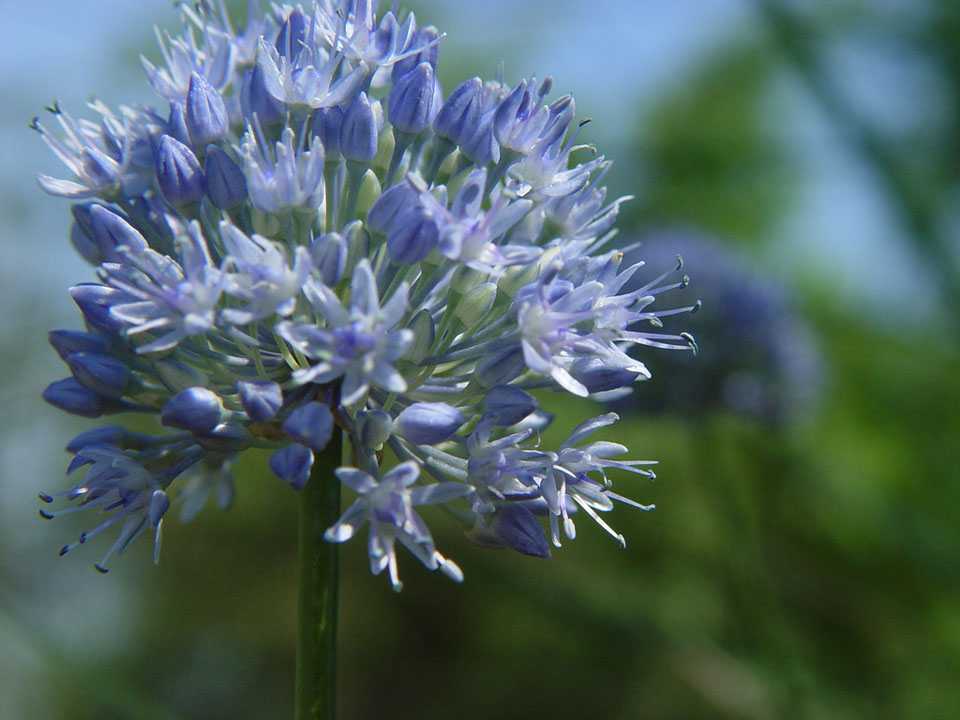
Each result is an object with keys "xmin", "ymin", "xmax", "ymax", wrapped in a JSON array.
[{"xmin": 296, "ymin": 430, "xmax": 343, "ymax": 720}]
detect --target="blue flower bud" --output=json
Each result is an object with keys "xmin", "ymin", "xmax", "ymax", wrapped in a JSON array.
[
  {"xmin": 366, "ymin": 181, "xmax": 418, "ymax": 235},
  {"xmin": 491, "ymin": 504, "xmax": 551, "ymax": 558},
  {"xmin": 475, "ymin": 347, "xmax": 524, "ymax": 388},
  {"xmin": 569, "ymin": 358, "xmax": 642, "ymax": 393},
  {"xmin": 161, "ymin": 387, "xmax": 222, "ymax": 432},
  {"xmin": 481, "ymin": 385, "xmax": 537, "ymax": 426},
  {"xmin": 203, "ymin": 144, "xmax": 247, "ymax": 209},
  {"xmin": 493, "ymin": 81, "xmax": 530, "ymax": 145},
  {"xmin": 282, "ymin": 401, "xmax": 334, "ymax": 452},
  {"xmin": 89, "ymin": 204, "xmax": 148, "ymax": 263},
  {"xmin": 269, "ymin": 443, "xmax": 313, "ymax": 490},
  {"xmin": 395, "ymin": 402, "xmax": 464, "ymax": 445},
  {"xmin": 69, "ymin": 203, "xmax": 102, "ymax": 265},
  {"xmin": 460, "ymin": 112, "xmax": 499, "ymax": 166},
  {"xmin": 389, "ymin": 62, "xmax": 437, "ymax": 136},
  {"xmin": 310, "ymin": 233, "xmax": 347, "ymax": 285},
  {"xmin": 42, "ymin": 377, "xmax": 104, "ymax": 418},
  {"xmin": 69, "ymin": 284, "xmax": 131, "ymax": 334},
  {"xmin": 433, "ymin": 77, "xmax": 483, "ymax": 146},
  {"xmin": 237, "ymin": 380, "xmax": 283, "ymax": 423},
  {"xmin": 66, "ymin": 352, "xmax": 130, "ymax": 399},
  {"xmin": 66, "ymin": 425, "xmax": 150, "ymax": 453},
  {"xmin": 387, "ymin": 205, "xmax": 439, "ymax": 264},
  {"xmin": 194, "ymin": 422, "xmax": 251, "ymax": 453},
  {"xmin": 156, "ymin": 135, "xmax": 203, "ymax": 206},
  {"xmin": 48, "ymin": 329, "xmax": 111, "ymax": 360},
  {"xmin": 275, "ymin": 7, "xmax": 308, "ymax": 58},
  {"xmin": 186, "ymin": 72, "xmax": 229, "ymax": 147},
  {"xmin": 358, "ymin": 409, "xmax": 392, "ymax": 448},
  {"xmin": 148, "ymin": 489, "xmax": 170, "ymax": 527},
  {"xmin": 311, "ymin": 106, "xmax": 344, "ymax": 160},
  {"xmin": 391, "ymin": 25, "xmax": 440, "ymax": 82},
  {"xmin": 167, "ymin": 99, "xmax": 191, "ymax": 145},
  {"xmin": 241, "ymin": 65, "xmax": 286, "ymax": 126},
  {"xmin": 340, "ymin": 93, "xmax": 377, "ymax": 164}
]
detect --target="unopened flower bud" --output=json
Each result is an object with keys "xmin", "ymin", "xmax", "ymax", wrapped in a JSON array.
[
  {"xmin": 387, "ymin": 205, "xmax": 439, "ymax": 264},
  {"xmin": 358, "ymin": 409, "xmax": 392, "ymax": 448},
  {"xmin": 481, "ymin": 386, "xmax": 537, "ymax": 426},
  {"xmin": 161, "ymin": 387, "xmax": 222, "ymax": 432},
  {"xmin": 66, "ymin": 352, "xmax": 130, "ymax": 399},
  {"xmin": 269, "ymin": 443, "xmax": 313, "ymax": 490},
  {"xmin": 156, "ymin": 135, "xmax": 203, "ymax": 206},
  {"xmin": 433, "ymin": 77, "xmax": 483, "ymax": 146},
  {"xmin": 42, "ymin": 377, "xmax": 105, "ymax": 418},
  {"xmin": 282, "ymin": 401, "xmax": 334, "ymax": 452},
  {"xmin": 186, "ymin": 72, "xmax": 228, "ymax": 147},
  {"xmin": 395, "ymin": 402, "xmax": 464, "ymax": 445},
  {"xmin": 389, "ymin": 62, "xmax": 437, "ymax": 136},
  {"xmin": 203, "ymin": 145, "xmax": 247, "ymax": 209},
  {"xmin": 237, "ymin": 380, "xmax": 283, "ymax": 423},
  {"xmin": 340, "ymin": 93, "xmax": 377, "ymax": 164}
]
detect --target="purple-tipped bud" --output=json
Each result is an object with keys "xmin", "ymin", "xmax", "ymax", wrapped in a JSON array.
[
  {"xmin": 282, "ymin": 401, "xmax": 334, "ymax": 452},
  {"xmin": 69, "ymin": 284, "xmax": 131, "ymax": 334},
  {"xmin": 66, "ymin": 425, "xmax": 146, "ymax": 453},
  {"xmin": 475, "ymin": 347, "xmax": 524, "ymax": 388},
  {"xmin": 203, "ymin": 144, "xmax": 247, "ymax": 209},
  {"xmin": 148, "ymin": 489, "xmax": 170, "ymax": 527},
  {"xmin": 237, "ymin": 380, "xmax": 283, "ymax": 423},
  {"xmin": 42, "ymin": 377, "xmax": 104, "ymax": 418},
  {"xmin": 49, "ymin": 329, "xmax": 111, "ymax": 360},
  {"xmin": 389, "ymin": 62, "xmax": 437, "ymax": 136},
  {"xmin": 242, "ymin": 65, "xmax": 287, "ymax": 125},
  {"xmin": 395, "ymin": 402, "xmax": 464, "ymax": 445},
  {"xmin": 156, "ymin": 135, "xmax": 203, "ymax": 206},
  {"xmin": 186, "ymin": 72, "xmax": 229, "ymax": 147},
  {"xmin": 492, "ymin": 504, "xmax": 551, "ymax": 558},
  {"xmin": 460, "ymin": 113, "xmax": 499, "ymax": 166},
  {"xmin": 493, "ymin": 81, "xmax": 530, "ymax": 145},
  {"xmin": 391, "ymin": 25, "xmax": 440, "ymax": 82},
  {"xmin": 358, "ymin": 409, "xmax": 392, "ymax": 448},
  {"xmin": 387, "ymin": 205, "xmax": 439, "ymax": 264},
  {"xmin": 569, "ymin": 358, "xmax": 642, "ymax": 393},
  {"xmin": 69, "ymin": 203, "xmax": 104, "ymax": 264},
  {"xmin": 269, "ymin": 443, "xmax": 313, "ymax": 490},
  {"xmin": 366, "ymin": 182, "xmax": 418, "ymax": 235},
  {"xmin": 481, "ymin": 386, "xmax": 537, "ymax": 426},
  {"xmin": 275, "ymin": 7, "xmax": 308, "ymax": 59},
  {"xmin": 340, "ymin": 93, "xmax": 377, "ymax": 164},
  {"xmin": 433, "ymin": 77, "xmax": 483, "ymax": 146},
  {"xmin": 194, "ymin": 422, "xmax": 251, "ymax": 452},
  {"xmin": 89, "ymin": 205, "xmax": 148, "ymax": 263},
  {"xmin": 311, "ymin": 106, "xmax": 344, "ymax": 159},
  {"xmin": 66, "ymin": 352, "xmax": 130, "ymax": 399},
  {"xmin": 161, "ymin": 387, "xmax": 222, "ymax": 432},
  {"xmin": 167, "ymin": 99, "xmax": 191, "ymax": 145},
  {"xmin": 310, "ymin": 232, "xmax": 347, "ymax": 285}
]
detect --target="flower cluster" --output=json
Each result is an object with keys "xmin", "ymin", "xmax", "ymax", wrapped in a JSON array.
[
  {"xmin": 614, "ymin": 231, "xmax": 821, "ymax": 424},
  {"xmin": 36, "ymin": 0, "xmax": 697, "ymax": 588}
]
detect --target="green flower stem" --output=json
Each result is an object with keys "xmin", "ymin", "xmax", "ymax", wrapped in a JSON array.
[{"xmin": 296, "ymin": 430, "xmax": 344, "ymax": 720}]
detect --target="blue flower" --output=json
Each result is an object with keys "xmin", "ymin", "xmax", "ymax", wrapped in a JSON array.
[
  {"xmin": 278, "ymin": 260, "xmax": 413, "ymax": 407},
  {"xmin": 324, "ymin": 462, "xmax": 469, "ymax": 591}
]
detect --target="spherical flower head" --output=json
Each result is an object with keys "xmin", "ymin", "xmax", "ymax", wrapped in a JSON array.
[{"xmin": 34, "ymin": 0, "xmax": 702, "ymax": 587}]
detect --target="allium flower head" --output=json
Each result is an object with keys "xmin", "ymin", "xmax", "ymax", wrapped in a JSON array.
[{"xmin": 35, "ymin": 1, "xmax": 698, "ymax": 586}]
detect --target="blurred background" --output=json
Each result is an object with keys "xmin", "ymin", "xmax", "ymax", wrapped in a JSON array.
[{"xmin": 2, "ymin": 0, "xmax": 959, "ymax": 718}]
